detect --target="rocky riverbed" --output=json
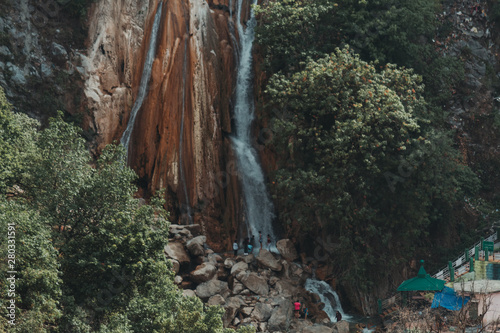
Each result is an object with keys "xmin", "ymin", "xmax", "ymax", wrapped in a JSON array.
[{"xmin": 164, "ymin": 223, "xmax": 351, "ymax": 333}]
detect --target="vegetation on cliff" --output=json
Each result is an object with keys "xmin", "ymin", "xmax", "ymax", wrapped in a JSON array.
[
  {"xmin": 255, "ymin": 0, "xmax": 482, "ymax": 294},
  {"xmin": 266, "ymin": 47, "xmax": 479, "ymax": 290},
  {"xmin": 0, "ymin": 88, "xmax": 252, "ymax": 332}
]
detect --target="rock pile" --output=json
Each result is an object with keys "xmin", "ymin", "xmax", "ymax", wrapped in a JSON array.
[{"xmin": 164, "ymin": 224, "xmax": 349, "ymax": 333}]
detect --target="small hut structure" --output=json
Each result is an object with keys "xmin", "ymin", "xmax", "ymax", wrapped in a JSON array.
[
  {"xmin": 397, "ymin": 260, "xmax": 446, "ymax": 304},
  {"xmin": 398, "ymin": 260, "xmax": 446, "ymax": 292}
]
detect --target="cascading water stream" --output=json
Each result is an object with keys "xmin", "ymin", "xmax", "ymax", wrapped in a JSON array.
[
  {"xmin": 304, "ymin": 278, "xmax": 351, "ymax": 322},
  {"xmin": 120, "ymin": 2, "xmax": 163, "ymax": 160},
  {"xmin": 232, "ymin": 0, "xmax": 276, "ymax": 248}
]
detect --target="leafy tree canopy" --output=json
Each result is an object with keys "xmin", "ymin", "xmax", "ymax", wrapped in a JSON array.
[
  {"xmin": 266, "ymin": 48, "xmax": 479, "ymax": 289},
  {"xmin": 0, "ymin": 88, "xmax": 252, "ymax": 333},
  {"xmin": 255, "ymin": 0, "xmax": 464, "ymax": 106}
]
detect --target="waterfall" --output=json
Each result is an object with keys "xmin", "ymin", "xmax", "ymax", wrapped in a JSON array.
[
  {"xmin": 120, "ymin": 2, "xmax": 163, "ymax": 159},
  {"xmin": 304, "ymin": 278, "xmax": 351, "ymax": 322},
  {"xmin": 232, "ymin": 0, "xmax": 276, "ymax": 247}
]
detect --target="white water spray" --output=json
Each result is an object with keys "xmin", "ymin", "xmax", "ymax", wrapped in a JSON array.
[
  {"xmin": 232, "ymin": 0, "xmax": 276, "ymax": 248},
  {"xmin": 120, "ymin": 2, "xmax": 163, "ymax": 159},
  {"xmin": 304, "ymin": 278, "xmax": 351, "ymax": 322}
]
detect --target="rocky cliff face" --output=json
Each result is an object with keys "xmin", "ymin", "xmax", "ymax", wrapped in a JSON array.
[
  {"xmin": 82, "ymin": 0, "xmax": 251, "ymax": 252},
  {"xmin": 0, "ymin": 0, "xmax": 85, "ymax": 121}
]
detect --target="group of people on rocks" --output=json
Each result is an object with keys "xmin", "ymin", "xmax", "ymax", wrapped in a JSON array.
[
  {"xmin": 293, "ymin": 300, "xmax": 309, "ymax": 319},
  {"xmin": 232, "ymin": 231, "xmax": 272, "ymax": 256}
]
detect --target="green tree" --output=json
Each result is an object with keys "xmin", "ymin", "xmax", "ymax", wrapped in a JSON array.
[
  {"xmin": 0, "ymin": 87, "xmax": 38, "ymax": 193},
  {"xmin": 0, "ymin": 106, "xmax": 253, "ymax": 332},
  {"xmin": 267, "ymin": 48, "xmax": 478, "ymax": 288},
  {"xmin": 254, "ymin": 0, "xmax": 337, "ymax": 73},
  {"xmin": 255, "ymin": 0, "xmax": 463, "ymax": 106},
  {"xmin": 0, "ymin": 200, "xmax": 62, "ymax": 332}
]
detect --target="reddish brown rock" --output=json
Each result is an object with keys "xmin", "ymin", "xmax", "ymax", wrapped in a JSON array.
[{"xmin": 83, "ymin": 0, "xmax": 264, "ymax": 252}]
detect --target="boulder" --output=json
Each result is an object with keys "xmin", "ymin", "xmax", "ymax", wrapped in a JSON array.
[
  {"xmin": 240, "ymin": 289, "xmax": 251, "ymax": 295},
  {"xmin": 190, "ymin": 263, "xmax": 217, "ymax": 283},
  {"xmin": 291, "ymin": 263, "xmax": 305, "ymax": 279},
  {"xmin": 183, "ymin": 289, "xmax": 196, "ymax": 298},
  {"xmin": 6, "ymin": 63, "xmax": 26, "ymax": 86},
  {"xmin": 223, "ymin": 296, "xmax": 246, "ymax": 327},
  {"xmin": 51, "ymin": 42, "xmax": 67, "ymax": 58},
  {"xmin": 332, "ymin": 321, "xmax": 349, "ymax": 333},
  {"xmin": 207, "ymin": 294, "xmax": 226, "ymax": 306},
  {"xmin": 269, "ymin": 276, "xmax": 280, "ymax": 286},
  {"xmin": 311, "ymin": 292, "xmax": 322, "ymax": 303},
  {"xmin": 186, "ymin": 235, "xmax": 206, "ymax": 257},
  {"xmin": 268, "ymin": 298, "xmax": 293, "ymax": 331},
  {"xmin": 164, "ymin": 242, "xmax": 190, "ymax": 264},
  {"xmin": 238, "ymin": 254, "xmax": 255, "ymax": 264},
  {"xmin": 205, "ymin": 253, "xmax": 218, "ymax": 265},
  {"xmin": 239, "ymin": 272, "xmax": 269, "ymax": 295},
  {"xmin": 304, "ymin": 325, "xmax": 334, "ymax": 333},
  {"xmin": 169, "ymin": 259, "xmax": 180, "ymax": 274},
  {"xmin": 216, "ymin": 265, "xmax": 229, "ymax": 280},
  {"xmin": 232, "ymin": 281, "xmax": 245, "ymax": 295},
  {"xmin": 274, "ymin": 279, "xmax": 297, "ymax": 298},
  {"xmin": 240, "ymin": 317, "xmax": 255, "ymax": 324},
  {"xmin": 251, "ymin": 302, "xmax": 273, "ymax": 322},
  {"xmin": 169, "ymin": 224, "xmax": 193, "ymax": 239},
  {"xmin": 224, "ymin": 257, "xmax": 236, "ymax": 269},
  {"xmin": 180, "ymin": 281, "xmax": 193, "ymax": 289},
  {"xmin": 174, "ymin": 275, "xmax": 183, "ymax": 285},
  {"xmin": 256, "ymin": 249, "xmax": 282, "ymax": 271},
  {"xmin": 231, "ymin": 261, "xmax": 248, "ymax": 276},
  {"xmin": 314, "ymin": 310, "xmax": 330, "ymax": 323},
  {"xmin": 241, "ymin": 306, "xmax": 253, "ymax": 316},
  {"xmin": 276, "ymin": 239, "xmax": 298, "ymax": 261},
  {"xmin": 195, "ymin": 279, "xmax": 229, "ymax": 300}
]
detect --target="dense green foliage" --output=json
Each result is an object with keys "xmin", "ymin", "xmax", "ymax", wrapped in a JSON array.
[
  {"xmin": 266, "ymin": 48, "xmax": 479, "ymax": 288},
  {"xmin": 255, "ymin": 0, "xmax": 481, "ymax": 290},
  {"xmin": 255, "ymin": 0, "xmax": 464, "ymax": 106},
  {"xmin": 0, "ymin": 88, "xmax": 38, "ymax": 193},
  {"xmin": 0, "ymin": 90, "xmax": 250, "ymax": 332}
]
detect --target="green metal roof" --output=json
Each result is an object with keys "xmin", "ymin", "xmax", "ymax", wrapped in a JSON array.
[{"xmin": 397, "ymin": 260, "xmax": 446, "ymax": 292}]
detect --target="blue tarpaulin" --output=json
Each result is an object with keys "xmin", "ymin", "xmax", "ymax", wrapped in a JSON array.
[{"xmin": 431, "ymin": 287, "xmax": 470, "ymax": 311}]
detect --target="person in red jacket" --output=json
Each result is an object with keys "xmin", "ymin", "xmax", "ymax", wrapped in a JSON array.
[{"xmin": 294, "ymin": 300, "xmax": 301, "ymax": 318}]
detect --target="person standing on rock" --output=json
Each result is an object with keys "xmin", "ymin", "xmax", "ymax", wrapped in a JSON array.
[
  {"xmin": 233, "ymin": 240, "xmax": 238, "ymax": 256},
  {"xmin": 301, "ymin": 304, "xmax": 308, "ymax": 320},
  {"xmin": 259, "ymin": 231, "xmax": 263, "ymax": 249},
  {"xmin": 250, "ymin": 235, "xmax": 255, "ymax": 253},
  {"xmin": 267, "ymin": 234, "xmax": 272, "ymax": 250},
  {"xmin": 294, "ymin": 300, "xmax": 301, "ymax": 318},
  {"xmin": 243, "ymin": 237, "xmax": 249, "ymax": 255}
]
